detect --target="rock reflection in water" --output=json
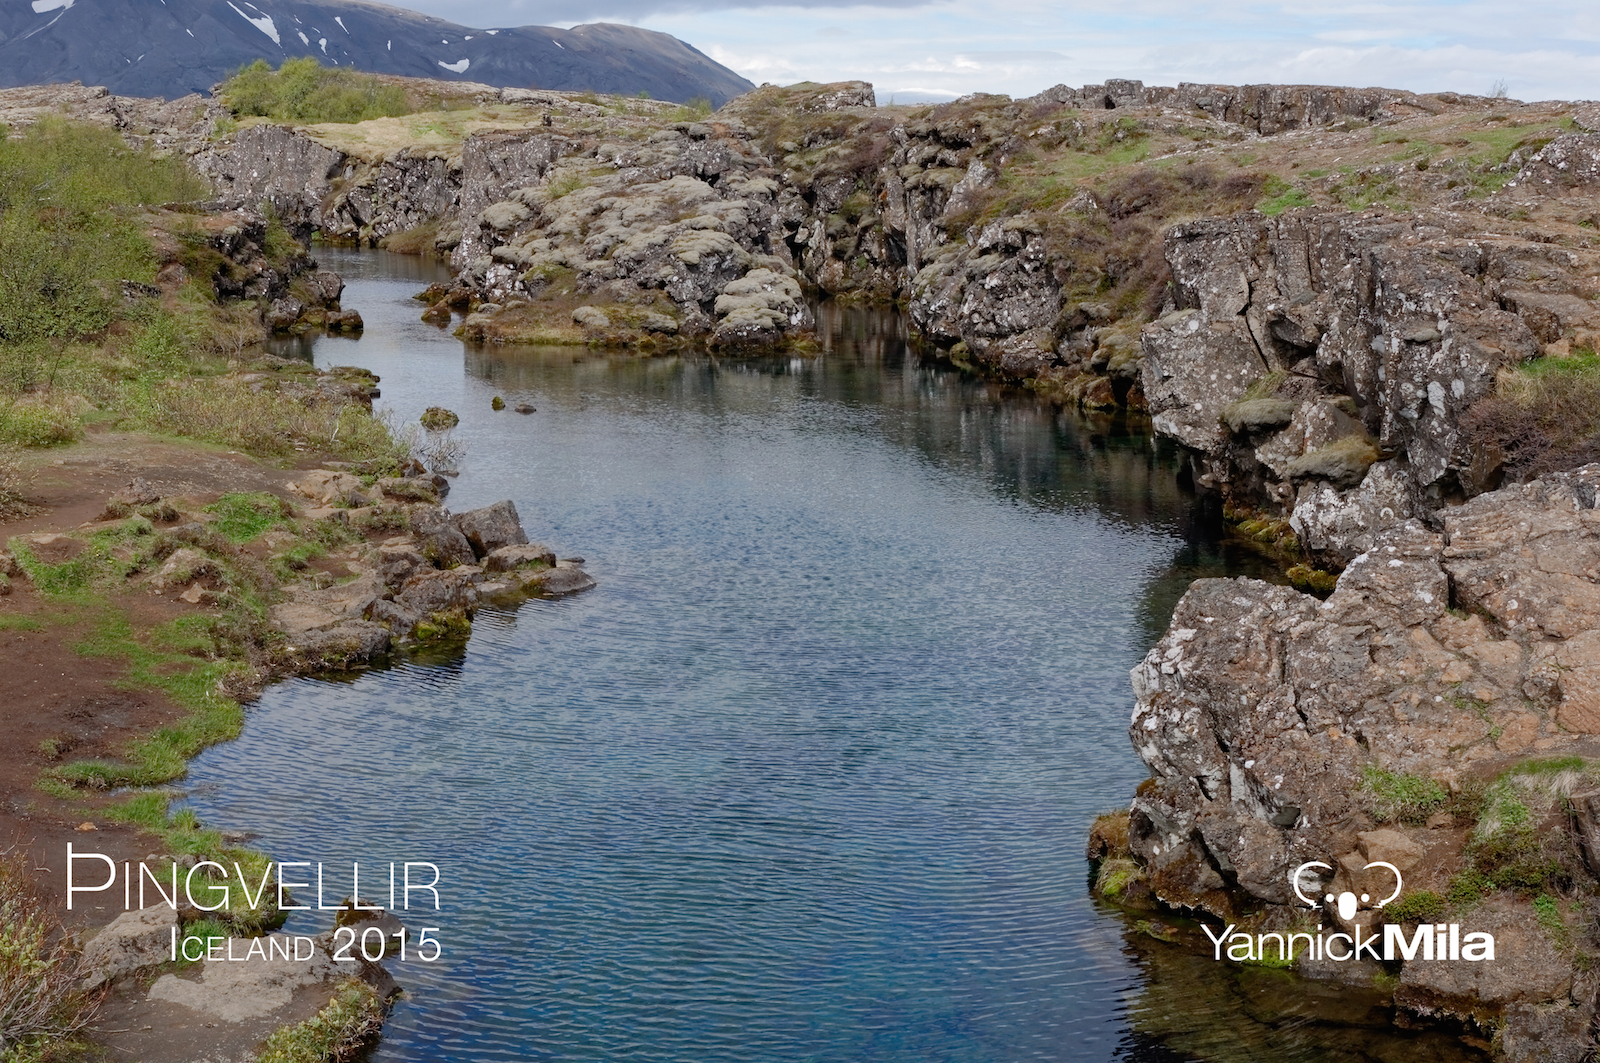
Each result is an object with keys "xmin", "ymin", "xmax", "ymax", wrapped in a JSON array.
[{"xmin": 1110, "ymin": 909, "xmax": 1491, "ymax": 1063}]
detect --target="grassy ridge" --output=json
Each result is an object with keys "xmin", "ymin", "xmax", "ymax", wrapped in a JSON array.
[{"xmin": 221, "ymin": 58, "xmax": 412, "ymax": 125}]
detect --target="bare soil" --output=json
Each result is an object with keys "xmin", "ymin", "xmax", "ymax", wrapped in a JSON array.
[{"xmin": 0, "ymin": 428, "xmax": 330, "ymax": 1062}]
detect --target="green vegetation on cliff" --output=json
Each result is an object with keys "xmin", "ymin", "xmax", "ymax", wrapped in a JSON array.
[
  {"xmin": 0, "ymin": 118, "xmax": 397, "ymax": 473},
  {"xmin": 221, "ymin": 57, "xmax": 412, "ymax": 125}
]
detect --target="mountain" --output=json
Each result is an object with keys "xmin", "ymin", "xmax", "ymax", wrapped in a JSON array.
[{"xmin": 0, "ymin": 0, "xmax": 754, "ymax": 104}]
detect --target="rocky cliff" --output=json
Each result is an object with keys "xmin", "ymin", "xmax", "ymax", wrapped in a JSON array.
[{"xmin": 1104, "ymin": 465, "xmax": 1600, "ymax": 1059}]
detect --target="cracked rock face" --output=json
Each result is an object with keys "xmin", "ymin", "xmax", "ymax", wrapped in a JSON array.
[
  {"xmin": 1138, "ymin": 150, "xmax": 1600, "ymax": 563},
  {"xmin": 1126, "ymin": 466, "xmax": 1600, "ymax": 1034}
]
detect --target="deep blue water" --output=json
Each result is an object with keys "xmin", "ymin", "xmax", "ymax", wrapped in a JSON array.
[{"xmin": 186, "ymin": 250, "xmax": 1272, "ymax": 1062}]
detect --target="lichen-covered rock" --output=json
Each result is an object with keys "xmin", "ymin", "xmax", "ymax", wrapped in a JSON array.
[
  {"xmin": 1289, "ymin": 458, "xmax": 1417, "ymax": 557},
  {"xmin": 521, "ymin": 560, "xmax": 597, "ymax": 595},
  {"xmin": 147, "ymin": 936, "xmax": 342, "ymax": 1022},
  {"xmin": 412, "ymin": 510, "xmax": 476, "ymax": 569},
  {"xmin": 484, "ymin": 543, "xmax": 557, "ymax": 571},
  {"xmin": 1135, "ymin": 208, "xmax": 1578, "ymax": 559}
]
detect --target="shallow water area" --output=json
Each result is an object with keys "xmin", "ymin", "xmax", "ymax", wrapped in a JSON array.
[{"xmin": 184, "ymin": 249, "xmax": 1482, "ymax": 1063}]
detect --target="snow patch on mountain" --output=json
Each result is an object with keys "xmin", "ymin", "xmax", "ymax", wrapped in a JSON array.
[
  {"xmin": 225, "ymin": 1, "xmax": 280, "ymax": 44},
  {"xmin": 438, "ymin": 58, "xmax": 468, "ymax": 72},
  {"xmin": 30, "ymin": 0, "xmax": 73, "ymax": 12}
]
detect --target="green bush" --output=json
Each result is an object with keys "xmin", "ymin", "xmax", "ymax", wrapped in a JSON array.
[
  {"xmin": 256, "ymin": 978, "xmax": 384, "ymax": 1063},
  {"xmin": 1383, "ymin": 889, "xmax": 1446, "ymax": 923},
  {"xmin": 0, "ymin": 120, "xmax": 204, "ymax": 352},
  {"xmin": 0, "ymin": 851, "xmax": 99, "ymax": 1053},
  {"xmin": 221, "ymin": 58, "xmax": 412, "ymax": 125}
]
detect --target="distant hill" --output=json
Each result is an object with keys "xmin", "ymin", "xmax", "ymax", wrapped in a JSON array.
[{"xmin": 0, "ymin": 0, "xmax": 754, "ymax": 104}]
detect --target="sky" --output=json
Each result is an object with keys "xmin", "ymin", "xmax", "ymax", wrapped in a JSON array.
[{"xmin": 398, "ymin": 0, "xmax": 1600, "ymax": 104}]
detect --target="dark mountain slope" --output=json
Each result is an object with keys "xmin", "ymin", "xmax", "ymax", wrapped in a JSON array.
[{"xmin": 0, "ymin": 0, "xmax": 753, "ymax": 103}]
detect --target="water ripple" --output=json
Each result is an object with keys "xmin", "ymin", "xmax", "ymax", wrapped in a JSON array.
[{"xmin": 189, "ymin": 251, "xmax": 1280, "ymax": 1063}]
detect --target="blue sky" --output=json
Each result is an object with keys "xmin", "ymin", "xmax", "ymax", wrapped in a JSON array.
[{"xmin": 406, "ymin": 0, "xmax": 1600, "ymax": 103}]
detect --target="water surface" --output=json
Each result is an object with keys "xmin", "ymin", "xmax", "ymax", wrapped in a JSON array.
[{"xmin": 186, "ymin": 250, "xmax": 1423, "ymax": 1063}]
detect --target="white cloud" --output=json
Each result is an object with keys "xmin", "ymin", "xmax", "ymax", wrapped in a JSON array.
[{"xmin": 389, "ymin": 0, "xmax": 1600, "ymax": 103}]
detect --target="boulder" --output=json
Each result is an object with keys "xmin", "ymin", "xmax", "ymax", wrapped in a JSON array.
[
  {"xmin": 107, "ymin": 477, "xmax": 162, "ymax": 508},
  {"xmin": 484, "ymin": 543, "xmax": 557, "ymax": 572},
  {"xmin": 327, "ymin": 309, "xmax": 364, "ymax": 333},
  {"xmin": 454, "ymin": 501, "xmax": 528, "ymax": 558},
  {"xmin": 419, "ymin": 407, "xmax": 459, "ymax": 432},
  {"xmin": 289, "ymin": 621, "xmax": 392, "ymax": 664},
  {"xmin": 1355, "ymin": 828, "xmax": 1425, "ymax": 872},
  {"xmin": 522, "ymin": 560, "xmax": 597, "ymax": 595},
  {"xmin": 395, "ymin": 569, "xmax": 477, "ymax": 616},
  {"xmin": 147, "ymin": 936, "xmax": 341, "ymax": 1022},
  {"xmin": 264, "ymin": 297, "xmax": 306, "ymax": 332},
  {"xmin": 289, "ymin": 470, "xmax": 366, "ymax": 507},
  {"xmin": 412, "ymin": 510, "xmax": 476, "ymax": 569},
  {"xmin": 304, "ymin": 270, "xmax": 345, "ymax": 307},
  {"xmin": 148, "ymin": 548, "xmax": 217, "ymax": 592},
  {"xmin": 82, "ymin": 904, "xmax": 179, "ymax": 988}
]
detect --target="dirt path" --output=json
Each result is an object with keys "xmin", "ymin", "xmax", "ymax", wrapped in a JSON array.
[{"xmin": 0, "ymin": 429, "xmax": 334, "ymax": 1062}]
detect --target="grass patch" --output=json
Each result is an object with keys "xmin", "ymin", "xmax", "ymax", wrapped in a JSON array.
[
  {"xmin": 1094, "ymin": 857, "xmax": 1143, "ymax": 899},
  {"xmin": 1384, "ymin": 889, "xmax": 1447, "ymax": 923},
  {"xmin": 1533, "ymin": 893, "xmax": 1572, "ymax": 949},
  {"xmin": 41, "ymin": 608, "xmax": 245, "ymax": 791},
  {"xmin": 1259, "ymin": 174, "xmax": 1311, "ymax": 215},
  {"xmin": 256, "ymin": 977, "xmax": 385, "ymax": 1063},
  {"xmin": 1361, "ymin": 766, "xmax": 1448, "ymax": 825},
  {"xmin": 220, "ymin": 58, "xmax": 412, "ymax": 125},
  {"xmin": 207, "ymin": 492, "xmax": 293, "ymax": 543}
]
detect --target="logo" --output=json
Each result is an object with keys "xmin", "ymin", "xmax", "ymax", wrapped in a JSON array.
[
  {"xmin": 1200, "ymin": 858, "xmax": 1496, "ymax": 964},
  {"xmin": 1291, "ymin": 859, "xmax": 1402, "ymax": 920}
]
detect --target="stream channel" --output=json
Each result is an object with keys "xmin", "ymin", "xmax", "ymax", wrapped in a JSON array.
[{"xmin": 182, "ymin": 248, "xmax": 1483, "ymax": 1063}]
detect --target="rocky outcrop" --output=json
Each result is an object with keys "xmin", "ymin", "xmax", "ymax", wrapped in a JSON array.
[
  {"xmin": 81, "ymin": 904, "xmax": 180, "ymax": 988},
  {"xmin": 198, "ymin": 102, "xmax": 815, "ymax": 346},
  {"xmin": 1138, "ymin": 197, "xmax": 1600, "ymax": 563},
  {"xmin": 0, "ymin": 81, "xmax": 224, "ymax": 154},
  {"xmin": 270, "ymin": 488, "xmax": 594, "ymax": 669},
  {"xmin": 1119, "ymin": 465, "xmax": 1600, "ymax": 1053},
  {"xmin": 1033, "ymin": 79, "xmax": 1439, "ymax": 134}
]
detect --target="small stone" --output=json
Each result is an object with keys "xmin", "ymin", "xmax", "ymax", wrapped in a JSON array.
[{"xmin": 492, "ymin": 396, "xmax": 506, "ymax": 410}]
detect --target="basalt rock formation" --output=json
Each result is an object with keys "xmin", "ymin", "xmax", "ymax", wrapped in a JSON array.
[{"xmin": 1111, "ymin": 465, "xmax": 1600, "ymax": 1059}]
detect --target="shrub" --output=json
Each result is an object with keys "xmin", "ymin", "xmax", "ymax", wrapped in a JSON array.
[
  {"xmin": 220, "ymin": 58, "xmax": 412, "ymax": 125},
  {"xmin": 0, "ymin": 120, "xmax": 204, "ymax": 351},
  {"xmin": 0, "ymin": 443, "xmax": 25, "ymax": 517},
  {"xmin": 256, "ymin": 978, "xmax": 384, "ymax": 1063},
  {"xmin": 0, "ymin": 851, "xmax": 101, "ymax": 1053},
  {"xmin": 1463, "ymin": 354, "xmax": 1600, "ymax": 480},
  {"xmin": 1384, "ymin": 889, "xmax": 1446, "ymax": 923}
]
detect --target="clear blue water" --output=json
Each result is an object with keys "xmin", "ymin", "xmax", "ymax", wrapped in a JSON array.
[{"xmin": 187, "ymin": 250, "xmax": 1279, "ymax": 1062}]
